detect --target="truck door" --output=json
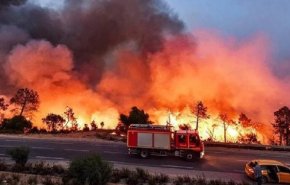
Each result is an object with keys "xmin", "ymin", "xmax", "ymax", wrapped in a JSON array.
[
  {"xmin": 176, "ymin": 134, "xmax": 187, "ymax": 148},
  {"xmin": 189, "ymin": 134, "xmax": 200, "ymax": 147}
]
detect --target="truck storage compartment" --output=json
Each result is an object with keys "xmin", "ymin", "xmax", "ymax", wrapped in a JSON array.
[{"xmin": 153, "ymin": 133, "xmax": 170, "ymax": 149}]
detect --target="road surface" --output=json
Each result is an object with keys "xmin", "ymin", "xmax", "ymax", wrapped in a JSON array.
[{"xmin": 0, "ymin": 135, "xmax": 289, "ymax": 183}]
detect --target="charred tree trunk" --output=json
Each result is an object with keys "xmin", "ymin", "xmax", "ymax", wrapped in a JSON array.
[
  {"xmin": 19, "ymin": 99, "xmax": 27, "ymax": 116},
  {"xmin": 223, "ymin": 122, "xmax": 227, "ymax": 143}
]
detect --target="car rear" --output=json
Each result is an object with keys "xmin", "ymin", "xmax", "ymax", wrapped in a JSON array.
[{"xmin": 245, "ymin": 161, "xmax": 255, "ymax": 180}]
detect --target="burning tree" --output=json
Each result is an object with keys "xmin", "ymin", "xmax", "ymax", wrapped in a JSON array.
[
  {"xmin": 206, "ymin": 123, "xmax": 218, "ymax": 142},
  {"xmin": 42, "ymin": 113, "xmax": 65, "ymax": 132},
  {"xmin": 10, "ymin": 88, "xmax": 40, "ymax": 117},
  {"xmin": 64, "ymin": 107, "xmax": 78, "ymax": 131},
  {"xmin": 178, "ymin": 123, "xmax": 191, "ymax": 130},
  {"xmin": 219, "ymin": 113, "xmax": 235, "ymax": 143},
  {"xmin": 192, "ymin": 101, "xmax": 209, "ymax": 130},
  {"xmin": 238, "ymin": 113, "xmax": 251, "ymax": 128},
  {"xmin": 272, "ymin": 106, "xmax": 290, "ymax": 146},
  {"xmin": 90, "ymin": 120, "xmax": 97, "ymax": 130},
  {"xmin": 0, "ymin": 97, "xmax": 8, "ymax": 111},
  {"xmin": 100, "ymin": 121, "xmax": 104, "ymax": 129},
  {"xmin": 0, "ymin": 97, "xmax": 8, "ymax": 122},
  {"xmin": 119, "ymin": 106, "xmax": 152, "ymax": 129}
]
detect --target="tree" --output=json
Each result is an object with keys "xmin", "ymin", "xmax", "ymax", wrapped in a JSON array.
[
  {"xmin": 10, "ymin": 88, "xmax": 40, "ymax": 117},
  {"xmin": 100, "ymin": 121, "xmax": 104, "ymax": 129},
  {"xmin": 219, "ymin": 113, "xmax": 235, "ymax": 143},
  {"xmin": 42, "ymin": 113, "xmax": 65, "ymax": 132},
  {"xmin": 90, "ymin": 120, "xmax": 97, "ymax": 130},
  {"xmin": 178, "ymin": 123, "xmax": 191, "ymax": 130},
  {"xmin": 64, "ymin": 107, "xmax": 78, "ymax": 131},
  {"xmin": 272, "ymin": 106, "xmax": 290, "ymax": 146},
  {"xmin": 0, "ymin": 97, "xmax": 8, "ymax": 123},
  {"xmin": 83, "ymin": 124, "xmax": 89, "ymax": 131},
  {"xmin": 238, "ymin": 113, "xmax": 251, "ymax": 128},
  {"xmin": 206, "ymin": 123, "xmax": 218, "ymax": 142},
  {"xmin": 119, "ymin": 106, "xmax": 153, "ymax": 129},
  {"xmin": 0, "ymin": 97, "xmax": 8, "ymax": 111},
  {"xmin": 192, "ymin": 101, "xmax": 209, "ymax": 130},
  {"xmin": 1, "ymin": 115, "xmax": 32, "ymax": 132}
]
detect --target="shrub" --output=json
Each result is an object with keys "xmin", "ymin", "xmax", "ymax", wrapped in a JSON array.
[
  {"xmin": 7, "ymin": 146, "xmax": 30, "ymax": 167},
  {"xmin": 52, "ymin": 164, "xmax": 66, "ymax": 175},
  {"xmin": 119, "ymin": 168, "xmax": 131, "ymax": 179},
  {"xmin": 0, "ymin": 159, "xmax": 8, "ymax": 171},
  {"xmin": 154, "ymin": 173, "xmax": 169, "ymax": 184},
  {"xmin": 67, "ymin": 154, "xmax": 112, "ymax": 185},
  {"xmin": 42, "ymin": 176, "xmax": 54, "ymax": 185},
  {"xmin": 126, "ymin": 171, "xmax": 139, "ymax": 185},
  {"xmin": 27, "ymin": 176, "xmax": 38, "ymax": 185},
  {"xmin": 1, "ymin": 115, "xmax": 32, "ymax": 132},
  {"xmin": 135, "ymin": 167, "xmax": 150, "ymax": 182},
  {"xmin": 110, "ymin": 169, "xmax": 121, "ymax": 183}
]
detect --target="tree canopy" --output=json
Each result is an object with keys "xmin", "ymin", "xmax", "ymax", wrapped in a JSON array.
[
  {"xmin": 272, "ymin": 106, "xmax": 290, "ymax": 146},
  {"xmin": 1, "ymin": 115, "xmax": 32, "ymax": 132},
  {"xmin": 0, "ymin": 97, "xmax": 8, "ymax": 111},
  {"xmin": 119, "ymin": 106, "xmax": 152, "ymax": 127},
  {"xmin": 42, "ymin": 113, "xmax": 65, "ymax": 132},
  {"xmin": 192, "ymin": 101, "xmax": 209, "ymax": 130},
  {"xmin": 10, "ymin": 88, "xmax": 40, "ymax": 117}
]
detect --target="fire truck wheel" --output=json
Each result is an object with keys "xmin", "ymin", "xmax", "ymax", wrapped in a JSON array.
[
  {"xmin": 186, "ymin": 153, "xmax": 193, "ymax": 160},
  {"xmin": 140, "ymin": 150, "xmax": 149, "ymax": 158}
]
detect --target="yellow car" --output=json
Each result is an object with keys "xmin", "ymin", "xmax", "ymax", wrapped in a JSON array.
[{"xmin": 245, "ymin": 159, "xmax": 290, "ymax": 184}]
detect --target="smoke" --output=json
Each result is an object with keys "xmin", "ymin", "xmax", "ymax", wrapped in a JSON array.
[{"xmin": 0, "ymin": 0, "xmax": 183, "ymax": 86}]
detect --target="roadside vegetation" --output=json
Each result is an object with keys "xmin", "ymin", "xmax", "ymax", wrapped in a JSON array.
[{"xmin": 0, "ymin": 146, "xmax": 251, "ymax": 185}]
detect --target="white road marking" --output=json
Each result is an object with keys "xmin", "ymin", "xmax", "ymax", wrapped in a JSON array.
[
  {"xmin": 35, "ymin": 156, "xmax": 64, "ymax": 160},
  {"xmin": 210, "ymin": 151, "xmax": 226, "ymax": 154},
  {"xmin": 162, "ymin": 165, "xmax": 193, "ymax": 169},
  {"xmin": 236, "ymin": 160, "xmax": 249, "ymax": 162},
  {"xmin": 64, "ymin": 149, "xmax": 89, "ymax": 152},
  {"xmin": 5, "ymin": 139, "xmax": 24, "ymax": 142},
  {"xmin": 0, "ymin": 153, "xmax": 6, "ymax": 156},
  {"xmin": 31, "ymin": 147, "xmax": 54, "ymax": 150},
  {"xmin": 103, "ymin": 151, "xmax": 125, "ymax": 154},
  {"xmin": 0, "ymin": 145, "xmax": 18, "ymax": 148}
]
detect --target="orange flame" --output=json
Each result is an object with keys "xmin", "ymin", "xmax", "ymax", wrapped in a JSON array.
[{"xmin": 3, "ymin": 31, "xmax": 290, "ymax": 143}]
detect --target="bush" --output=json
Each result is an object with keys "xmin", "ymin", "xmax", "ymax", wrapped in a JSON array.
[
  {"xmin": 7, "ymin": 146, "xmax": 30, "ymax": 167},
  {"xmin": 27, "ymin": 176, "xmax": 38, "ymax": 185},
  {"xmin": 1, "ymin": 115, "xmax": 32, "ymax": 132},
  {"xmin": 135, "ymin": 167, "xmax": 150, "ymax": 182},
  {"xmin": 0, "ymin": 159, "xmax": 8, "ymax": 171},
  {"xmin": 118, "ymin": 168, "xmax": 131, "ymax": 179},
  {"xmin": 154, "ymin": 173, "xmax": 169, "ymax": 184},
  {"xmin": 66, "ymin": 154, "xmax": 112, "ymax": 185},
  {"xmin": 110, "ymin": 169, "xmax": 121, "ymax": 183},
  {"xmin": 126, "ymin": 171, "xmax": 139, "ymax": 185}
]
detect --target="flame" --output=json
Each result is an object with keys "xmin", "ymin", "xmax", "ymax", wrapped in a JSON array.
[{"xmin": 2, "ymin": 31, "xmax": 290, "ymax": 144}]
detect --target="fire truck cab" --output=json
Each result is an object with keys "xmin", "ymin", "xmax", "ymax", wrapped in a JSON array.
[{"xmin": 127, "ymin": 124, "xmax": 204, "ymax": 160}]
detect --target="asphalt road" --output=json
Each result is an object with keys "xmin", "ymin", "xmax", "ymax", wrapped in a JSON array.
[{"xmin": 0, "ymin": 135, "xmax": 289, "ymax": 182}]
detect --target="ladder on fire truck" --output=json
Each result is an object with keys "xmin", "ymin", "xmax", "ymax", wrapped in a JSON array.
[{"xmin": 129, "ymin": 124, "xmax": 173, "ymax": 131}]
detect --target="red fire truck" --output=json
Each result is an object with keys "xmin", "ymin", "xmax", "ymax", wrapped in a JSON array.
[{"xmin": 127, "ymin": 124, "xmax": 204, "ymax": 160}]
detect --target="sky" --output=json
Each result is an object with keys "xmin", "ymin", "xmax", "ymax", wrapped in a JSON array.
[
  {"xmin": 30, "ymin": 0, "xmax": 290, "ymax": 75},
  {"xmin": 166, "ymin": 0, "xmax": 290, "ymax": 61}
]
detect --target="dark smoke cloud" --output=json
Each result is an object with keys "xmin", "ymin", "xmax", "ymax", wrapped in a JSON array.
[
  {"xmin": 0, "ymin": 0, "xmax": 27, "ymax": 8},
  {"xmin": 0, "ymin": 0, "xmax": 184, "ymax": 87}
]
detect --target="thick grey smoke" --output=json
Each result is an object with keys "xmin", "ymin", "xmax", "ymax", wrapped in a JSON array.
[{"xmin": 0, "ymin": 0, "xmax": 184, "ymax": 87}]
